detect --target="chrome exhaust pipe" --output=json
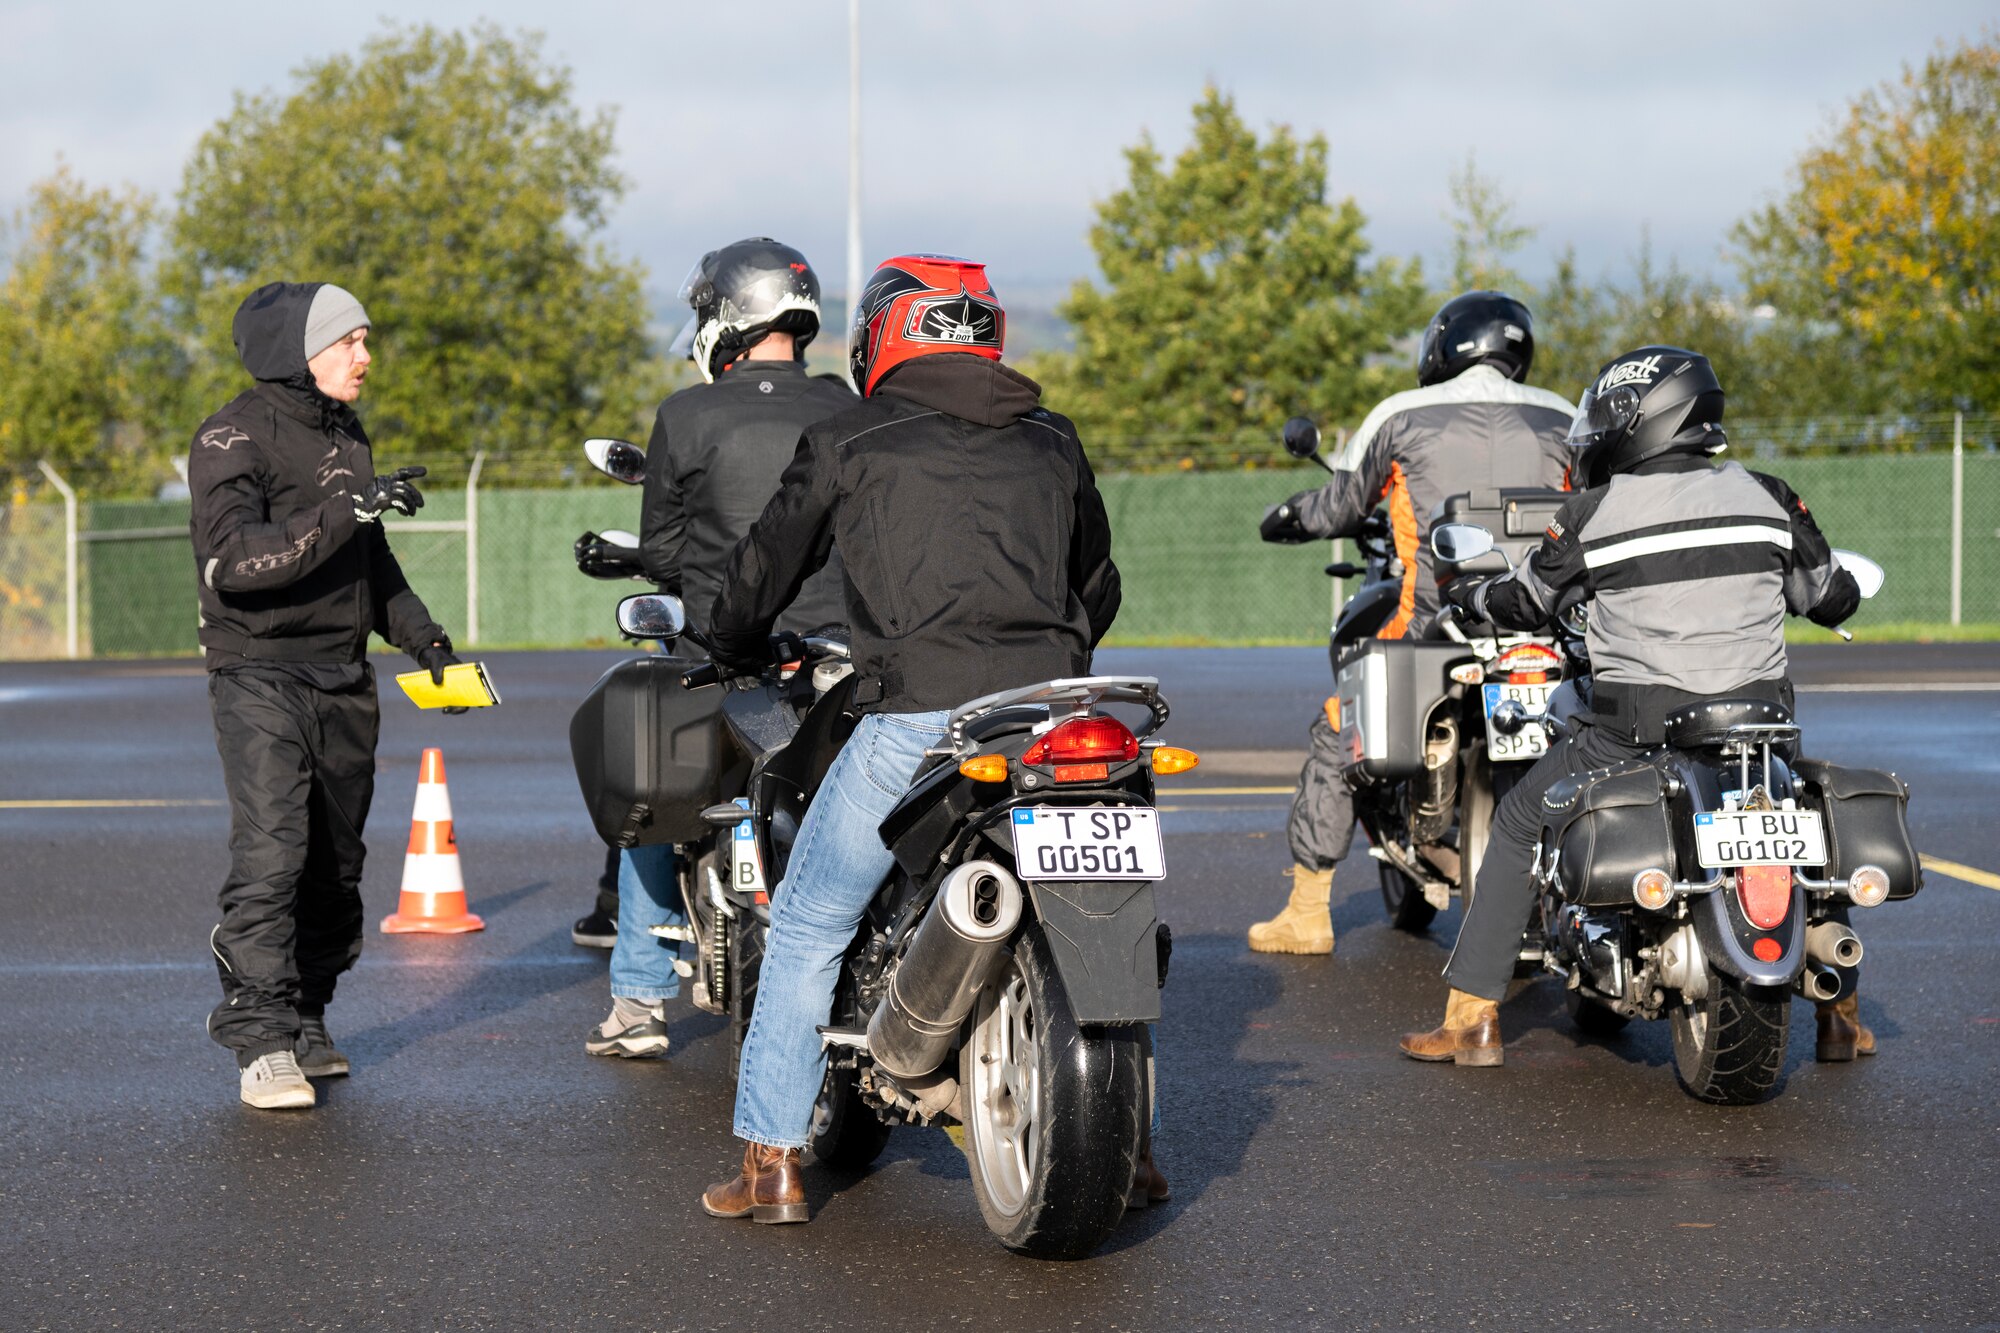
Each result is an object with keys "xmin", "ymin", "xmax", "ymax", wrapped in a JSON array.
[
  {"xmin": 866, "ymin": 860, "xmax": 1023, "ymax": 1080},
  {"xmin": 1806, "ymin": 921, "xmax": 1863, "ymax": 971},
  {"xmin": 1798, "ymin": 967, "xmax": 1842, "ymax": 1002}
]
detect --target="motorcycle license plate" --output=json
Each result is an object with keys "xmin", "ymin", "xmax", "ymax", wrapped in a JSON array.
[
  {"xmin": 1011, "ymin": 807, "xmax": 1165, "ymax": 882},
  {"xmin": 1482, "ymin": 682, "xmax": 1553, "ymax": 763},
  {"xmin": 731, "ymin": 798, "xmax": 767, "ymax": 894},
  {"xmin": 1694, "ymin": 809, "xmax": 1827, "ymax": 868}
]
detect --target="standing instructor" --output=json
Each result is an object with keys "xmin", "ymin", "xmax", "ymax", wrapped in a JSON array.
[{"xmin": 189, "ymin": 281, "xmax": 460, "ymax": 1110}]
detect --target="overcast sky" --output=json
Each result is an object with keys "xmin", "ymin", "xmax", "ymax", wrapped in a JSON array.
[{"xmin": 3, "ymin": 1, "xmax": 1991, "ymax": 305}]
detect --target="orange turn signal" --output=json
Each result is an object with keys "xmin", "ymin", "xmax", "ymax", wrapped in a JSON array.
[
  {"xmin": 1150, "ymin": 746, "xmax": 1201, "ymax": 776},
  {"xmin": 958, "ymin": 754, "xmax": 1010, "ymax": 783}
]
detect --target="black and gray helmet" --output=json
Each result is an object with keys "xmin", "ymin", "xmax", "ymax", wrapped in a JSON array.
[
  {"xmin": 1566, "ymin": 345, "xmax": 1727, "ymax": 486},
  {"xmin": 670, "ymin": 237, "xmax": 822, "ymax": 383},
  {"xmin": 1416, "ymin": 291, "xmax": 1535, "ymax": 387}
]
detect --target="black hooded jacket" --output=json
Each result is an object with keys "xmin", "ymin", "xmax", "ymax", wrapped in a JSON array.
[
  {"xmin": 709, "ymin": 354, "xmax": 1121, "ymax": 713},
  {"xmin": 187, "ymin": 282, "xmax": 446, "ymax": 671}
]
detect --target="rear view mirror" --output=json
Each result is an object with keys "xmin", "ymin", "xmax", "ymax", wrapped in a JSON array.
[
  {"xmin": 616, "ymin": 593, "xmax": 687, "ymax": 641},
  {"xmin": 1833, "ymin": 550, "xmax": 1886, "ymax": 599},
  {"xmin": 1431, "ymin": 523, "xmax": 1495, "ymax": 564},
  {"xmin": 584, "ymin": 438, "xmax": 647, "ymax": 485},
  {"xmin": 1281, "ymin": 416, "xmax": 1321, "ymax": 461}
]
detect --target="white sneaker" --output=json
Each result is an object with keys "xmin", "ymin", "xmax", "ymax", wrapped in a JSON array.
[{"xmin": 240, "ymin": 1050, "xmax": 317, "ymax": 1109}]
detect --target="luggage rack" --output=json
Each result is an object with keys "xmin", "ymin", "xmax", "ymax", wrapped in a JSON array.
[{"xmin": 933, "ymin": 676, "xmax": 1168, "ymax": 758}]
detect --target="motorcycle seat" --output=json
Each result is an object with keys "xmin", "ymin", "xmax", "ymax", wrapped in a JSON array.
[{"xmin": 1661, "ymin": 697, "xmax": 1795, "ymax": 749}]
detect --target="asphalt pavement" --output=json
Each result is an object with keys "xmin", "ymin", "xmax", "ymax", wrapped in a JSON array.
[{"xmin": 3, "ymin": 644, "xmax": 1998, "ymax": 1330}]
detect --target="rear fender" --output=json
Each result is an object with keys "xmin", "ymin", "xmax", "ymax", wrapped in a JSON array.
[
  {"xmin": 1022, "ymin": 880, "xmax": 1161, "ymax": 1025},
  {"xmin": 1692, "ymin": 881, "xmax": 1806, "ymax": 988}
]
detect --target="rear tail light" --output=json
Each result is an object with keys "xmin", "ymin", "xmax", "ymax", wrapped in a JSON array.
[
  {"xmin": 1847, "ymin": 864, "xmax": 1890, "ymax": 908},
  {"xmin": 1023, "ymin": 716, "xmax": 1140, "ymax": 768},
  {"xmin": 1736, "ymin": 864, "xmax": 1793, "ymax": 930},
  {"xmin": 1495, "ymin": 643, "xmax": 1561, "ymax": 683}
]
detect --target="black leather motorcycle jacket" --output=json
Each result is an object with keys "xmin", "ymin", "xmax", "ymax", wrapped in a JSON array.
[
  {"xmin": 639, "ymin": 359, "xmax": 854, "ymax": 635},
  {"xmin": 187, "ymin": 284, "xmax": 446, "ymax": 669},
  {"xmin": 708, "ymin": 354, "xmax": 1121, "ymax": 714}
]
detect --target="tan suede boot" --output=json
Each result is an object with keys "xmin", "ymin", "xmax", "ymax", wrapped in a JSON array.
[
  {"xmin": 1815, "ymin": 992, "xmax": 1877, "ymax": 1062},
  {"xmin": 1247, "ymin": 865, "xmax": 1335, "ymax": 955},
  {"xmin": 1399, "ymin": 988, "xmax": 1503, "ymax": 1066}
]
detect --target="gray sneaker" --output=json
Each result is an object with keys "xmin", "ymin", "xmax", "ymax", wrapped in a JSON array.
[
  {"xmin": 297, "ymin": 1014, "xmax": 350, "ymax": 1078},
  {"xmin": 240, "ymin": 1050, "xmax": 316, "ymax": 1110},
  {"xmin": 586, "ymin": 997, "xmax": 670, "ymax": 1059}
]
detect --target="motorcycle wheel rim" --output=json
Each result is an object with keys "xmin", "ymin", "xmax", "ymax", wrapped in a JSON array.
[{"xmin": 967, "ymin": 967, "xmax": 1038, "ymax": 1217}]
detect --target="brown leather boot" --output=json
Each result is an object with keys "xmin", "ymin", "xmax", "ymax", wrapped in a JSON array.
[
  {"xmin": 1247, "ymin": 865, "xmax": 1335, "ymax": 955},
  {"xmin": 1127, "ymin": 1145, "xmax": 1171, "ymax": 1209},
  {"xmin": 1399, "ymin": 988, "xmax": 1503, "ymax": 1066},
  {"xmin": 701, "ymin": 1141, "xmax": 808, "ymax": 1224},
  {"xmin": 1815, "ymin": 992, "xmax": 1877, "ymax": 1062}
]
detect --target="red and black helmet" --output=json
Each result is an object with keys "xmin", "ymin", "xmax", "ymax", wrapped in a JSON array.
[{"xmin": 848, "ymin": 254, "xmax": 1004, "ymax": 396}]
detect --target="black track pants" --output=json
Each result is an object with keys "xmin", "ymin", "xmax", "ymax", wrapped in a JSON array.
[
  {"xmin": 207, "ymin": 670, "xmax": 379, "ymax": 1065},
  {"xmin": 1287, "ymin": 707, "xmax": 1357, "ymax": 870},
  {"xmin": 595, "ymin": 845, "xmax": 621, "ymax": 918},
  {"xmin": 1442, "ymin": 722, "xmax": 1651, "ymax": 1001}
]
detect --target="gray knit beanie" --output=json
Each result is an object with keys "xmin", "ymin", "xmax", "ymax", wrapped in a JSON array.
[{"xmin": 303, "ymin": 285, "xmax": 370, "ymax": 361}]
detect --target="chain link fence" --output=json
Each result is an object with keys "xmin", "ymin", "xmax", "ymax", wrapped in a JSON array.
[{"xmin": 3, "ymin": 413, "xmax": 1996, "ymax": 661}]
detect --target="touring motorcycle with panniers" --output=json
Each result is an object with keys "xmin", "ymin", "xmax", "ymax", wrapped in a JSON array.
[
  {"xmin": 1270, "ymin": 416, "xmax": 1573, "ymax": 937},
  {"xmin": 566, "ymin": 438, "xmax": 1186, "ymax": 1258},
  {"xmin": 1431, "ymin": 520, "xmax": 1920, "ymax": 1104}
]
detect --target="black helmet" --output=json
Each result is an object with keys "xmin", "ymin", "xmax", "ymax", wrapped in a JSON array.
[
  {"xmin": 1416, "ymin": 291, "xmax": 1535, "ymax": 387},
  {"xmin": 1566, "ymin": 346, "xmax": 1727, "ymax": 487},
  {"xmin": 671, "ymin": 237, "xmax": 822, "ymax": 383}
]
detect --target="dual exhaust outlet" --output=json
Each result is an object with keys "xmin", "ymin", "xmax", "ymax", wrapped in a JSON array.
[
  {"xmin": 1799, "ymin": 921, "xmax": 1864, "ymax": 1001},
  {"xmin": 866, "ymin": 860, "xmax": 1024, "ymax": 1081}
]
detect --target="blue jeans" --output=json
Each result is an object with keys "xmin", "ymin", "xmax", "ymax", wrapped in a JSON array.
[
  {"xmin": 609, "ymin": 843, "xmax": 686, "ymax": 1003},
  {"xmin": 734, "ymin": 711, "xmax": 950, "ymax": 1149}
]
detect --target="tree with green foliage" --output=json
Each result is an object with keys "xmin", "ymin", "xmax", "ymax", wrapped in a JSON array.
[
  {"xmin": 1735, "ymin": 33, "xmax": 1999, "ymax": 413},
  {"xmin": 0, "ymin": 166, "xmax": 176, "ymax": 488},
  {"xmin": 1028, "ymin": 88, "xmax": 1429, "ymax": 464},
  {"xmin": 1444, "ymin": 154, "xmax": 1531, "ymax": 296},
  {"xmin": 162, "ymin": 22, "xmax": 658, "ymax": 474}
]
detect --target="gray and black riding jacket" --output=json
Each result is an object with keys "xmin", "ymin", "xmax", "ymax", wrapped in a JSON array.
[
  {"xmin": 1473, "ymin": 458, "xmax": 1862, "ymax": 742},
  {"xmin": 1266, "ymin": 364, "xmax": 1573, "ymax": 637}
]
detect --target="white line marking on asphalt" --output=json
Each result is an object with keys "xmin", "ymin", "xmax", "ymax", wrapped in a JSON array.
[
  {"xmin": 0, "ymin": 799, "xmax": 225, "ymax": 809},
  {"xmin": 1797, "ymin": 682, "xmax": 2000, "ymax": 693}
]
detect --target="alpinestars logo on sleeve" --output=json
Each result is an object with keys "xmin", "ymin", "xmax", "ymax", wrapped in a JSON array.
[{"xmin": 1596, "ymin": 355, "xmax": 1664, "ymax": 393}]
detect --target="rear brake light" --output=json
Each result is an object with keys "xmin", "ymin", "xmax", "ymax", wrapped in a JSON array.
[
  {"xmin": 1736, "ymin": 865, "xmax": 1792, "ymax": 930},
  {"xmin": 1495, "ymin": 644, "xmax": 1561, "ymax": 676},
  {"xmin": 1023, "ymin": 716, "xmax": 1140, "ymax": 767}
]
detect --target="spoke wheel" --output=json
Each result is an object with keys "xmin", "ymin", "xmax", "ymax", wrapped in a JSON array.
[{"xmin": 962, "ymin": 926, "xmax": 1143, "ymax": 1259}]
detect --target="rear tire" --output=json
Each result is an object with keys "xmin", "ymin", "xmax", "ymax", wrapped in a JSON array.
[
  {"xmin": 1379, "ymin": 862, "xmax": 1438, "ymax": 934},
  {"xmin": 727, "ymin": 917, "xmax": 764, "ymax": 1082},
  {"xmin": 1566, "ymin": 990, "xmax": 1631, "ymax": 1038},
  {"xmin": 962, "ymin": 927, "xmax": 1143, "ymax": 1259},
  {"xmin": 1670, "ymin": 971, "xmax": 1790, "ymax": 1105}
]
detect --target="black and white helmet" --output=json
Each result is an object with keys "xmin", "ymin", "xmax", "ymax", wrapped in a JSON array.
[
  {"xmin": 670, "ymin": 237, "xmax": 822, "ymax": 383},
  {"xmin": 1566, "ymin": 346, "xmax": 1728, "ymax": 487}
]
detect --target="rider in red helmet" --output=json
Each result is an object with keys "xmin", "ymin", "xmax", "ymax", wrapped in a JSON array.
[{"xmin": 697, "ymin": 254, "xmax": 1138, "ymax": 1224}]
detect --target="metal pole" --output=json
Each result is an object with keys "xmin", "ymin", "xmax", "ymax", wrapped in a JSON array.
[
  {"xmin": 845, "ymin": 0, "xmax": 863, "ymax": 378},
  {"xmin": 1951, "ymin": 412, "xmax": 1964, "ymax": 626},
  {"xmin": 36, "ymin": 461, "xmax": 78, "ymax": 660},
  {"xmin": 465, "ymin": 449, "xmax": 486, "ymax": 646}
]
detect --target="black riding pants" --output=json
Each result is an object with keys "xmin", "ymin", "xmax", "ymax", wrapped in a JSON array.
[
  {"xmin": 207, "ymin": 669, "xmax": 379, "ymax": 1066},
  {"xmin": 1442, "ymin": 721, "xmax": 1652, "ymax": 1001}
]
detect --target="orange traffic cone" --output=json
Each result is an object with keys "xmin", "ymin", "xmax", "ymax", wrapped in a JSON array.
[{"xmin": 380, "ymin": 748, "xmax": 484, "ymax": 934}]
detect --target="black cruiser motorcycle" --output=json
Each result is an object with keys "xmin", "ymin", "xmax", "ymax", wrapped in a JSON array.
[
  {"xmin": 1271, "ymin": 417, "xmax": 1572, "ymax": 935},
  {"xmin": 567, "ymin": 440, "xmax": 1184, "ymax": 1258},
  {"xmin": 1431, "ymin": 521, "xmax": 1920, "ymax": 1105}
]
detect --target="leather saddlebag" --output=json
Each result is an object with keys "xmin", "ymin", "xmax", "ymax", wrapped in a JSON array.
[
  {"xmin": 1792, "ymin": 758, "xmax": 1921, "ymax": 899},
  {"xmin": 1542, "ymin": 762, "xmax": 1675, "ymax": 907}
]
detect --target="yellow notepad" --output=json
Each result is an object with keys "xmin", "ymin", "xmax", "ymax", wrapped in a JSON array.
[{"xmin": 395, "ymin": 661, "xmax": 501, "ymax": 710}]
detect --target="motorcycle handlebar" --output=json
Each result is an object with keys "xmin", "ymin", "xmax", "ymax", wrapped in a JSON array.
[{"xmin": 679, "ymin": 662, "xmax": 722, "ymax": 690}]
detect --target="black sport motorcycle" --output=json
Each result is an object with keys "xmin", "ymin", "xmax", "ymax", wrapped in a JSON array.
[
  {"xmin": 1434, "ymin": 521, "xmax": 1920, "ymax": 1104},
  {"xmin": 1268, "ymin": 416, "xmax": 1572, "ymax": 935}
]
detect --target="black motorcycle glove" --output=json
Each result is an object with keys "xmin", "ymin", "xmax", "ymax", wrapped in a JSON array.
[
  {"xmin": 417, "ymin": 640, "xmax": 468, "ymax": 714},
  {"xmin": 1259, "ymin": 493, "xmax": 1315, "ymax": 545},
  {"xmin": 354, "ymin": 466, "xmax": 428, "ymax": 523},
  {"xmin": 1807, "ymin": 567, "xmax": 1863, "ymax": 629},
  {"xmin": 1442, "ymin": 575, "xmax": 1492, "ymax": 618}
]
